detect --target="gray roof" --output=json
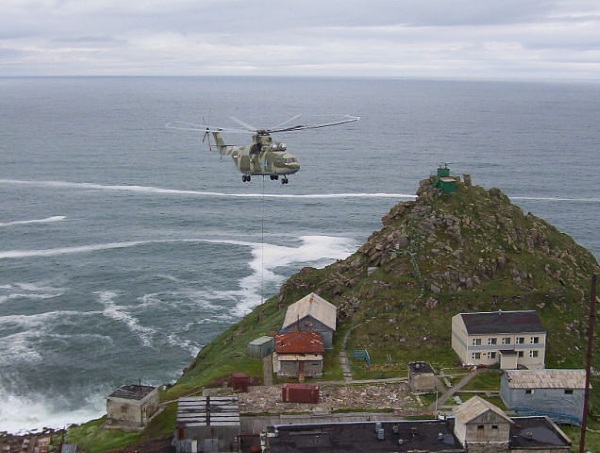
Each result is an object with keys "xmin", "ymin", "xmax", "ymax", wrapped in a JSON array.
[
  {"xmin": 282, "ymin": 292, "xmax": 337, "ymax": 331},
  {"xmin": 177, "ymin": 396, "xmax": 240, "ymax": 428},
  {"xmin": 108, "ymin": 384, "xmax": 156, "ymax": 400},
  {"xmin": 409, "ymin": 361, "xmax": 434, "ymax": 374},
  {"xmin": 453, "ymin": 396, "xmax": 512, "ymax": 425},
  {"xmin": 504, "ymin": 369, "xmax": 588, "ymax": 389},
  {"xmin": 459, "ymin": 310, "xmax": 545, "ymax": 335}
]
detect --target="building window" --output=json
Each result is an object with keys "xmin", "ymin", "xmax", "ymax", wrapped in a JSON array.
[
  {"xmin": 526, "ymin": 389, "xmax": 534, "ymax": 395},
  {"xmin": 472, "ymin": 338, "xmax": 482, "ymax": 346},
  {"xmin": 516, "ymin": 337, "xmax": 525, "ymax": 344},
  {"xmin": 565, "ymin": 389, "xmax": 574, "ymax": 395},
  {"xmin": 502, "ymin": 337, "xmax": 511, "ymax": 345},
  {"xmin": 518, "ymin": 351, "xmax": 524, "ymax": 358},
  {"xmin": 529, "ymin": 350, "xmax": 539, "ymax": 358},
  {"xmin": 492, "ymin": 425, "xmax": 499, "ymax": 430},
  {"xmin": 489, "ymin": 352, "xmax": 497, "ymax": 359},
  {"xmin": 472, "ymin": 352, "xmax": 481, "ymax": 359},
  {"xmin": 530, "ymin": 336, "xmax": 540, "ymax": 344},
  {"xmin": 488, "ymin": 338, "xmax": 497, "ymax": 345},
  {"xmin": 477, "ymin": 425, "xmax": 484, "ymax": 430}
]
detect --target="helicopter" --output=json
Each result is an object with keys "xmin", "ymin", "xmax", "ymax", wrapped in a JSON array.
[{"xmin": 166, "ymin": 114, "xmax": 360, "ymax": 184}]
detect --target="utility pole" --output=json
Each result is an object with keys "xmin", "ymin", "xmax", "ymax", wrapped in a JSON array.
[{"xmin": 580, "ymin": 275, "xmax": 597, "ymax": 453}]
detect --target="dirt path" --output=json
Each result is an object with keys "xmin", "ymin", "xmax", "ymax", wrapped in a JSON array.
[{"xmin": 428, "ymin": 369, "xmax": 483, "ymax": 411}]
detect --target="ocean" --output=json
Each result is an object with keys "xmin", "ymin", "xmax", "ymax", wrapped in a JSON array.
[{"xmin": 0, "ymin": 76, "xmax": 599, "ymax": 432}]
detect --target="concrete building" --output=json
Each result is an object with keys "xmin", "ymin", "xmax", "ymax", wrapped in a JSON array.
[
  {"xmin": 106, "ymin": 384, "xmax": 159, "ymax": 430},
  {"xmin": 281, "ymin": 292, "xmax": 337, "ymax": 349},
  {"xmin": 408, "ymin": 361, "xmax": 437, "ymax": 392},
  {"xmin": 173, "ymin": 396, "xmax": 240, "ymax": 453},
  {"xmin": 273, "ymin": 331, "xmax": 324, "ymax": 378},
  {"xmin": 452, "ymin": 310, "xmax": 546, "ymax": 369},
  {"xmin": 501, "ymin": 369, "xmax": 587, "ymax": 425}
]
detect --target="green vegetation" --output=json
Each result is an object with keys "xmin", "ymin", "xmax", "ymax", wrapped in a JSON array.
[
  {"xmin": 461, "ymin": 370, "xmax": 502, "ymax": 391},
  {"xmin": 66, "ymin": 418, "xmax": 142, "ymax": 453}
]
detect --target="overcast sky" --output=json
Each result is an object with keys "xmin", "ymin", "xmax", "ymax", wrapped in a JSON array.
[{"xmin": 2, "ymin": 0, "xmax": 600, "ymax": 81}]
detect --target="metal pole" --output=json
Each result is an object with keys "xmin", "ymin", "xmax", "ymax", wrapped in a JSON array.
[{"xmin": 580, "ymin": 274, "xmax": 597, "ymax": 453}]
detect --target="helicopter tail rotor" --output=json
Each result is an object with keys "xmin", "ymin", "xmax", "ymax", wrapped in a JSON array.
[{"xmin": 202, "ymin": 128, "xmax": 213, "ymax": 152}]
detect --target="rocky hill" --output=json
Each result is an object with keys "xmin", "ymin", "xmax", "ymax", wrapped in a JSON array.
[{"xmin": 273, "ymin": 174, "xmax": 599, "ymax": 369}]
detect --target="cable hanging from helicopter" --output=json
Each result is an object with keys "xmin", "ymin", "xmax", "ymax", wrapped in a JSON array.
[{"xmin": 166, "ymin": 114, "xmax": 360, "ymax": 184}]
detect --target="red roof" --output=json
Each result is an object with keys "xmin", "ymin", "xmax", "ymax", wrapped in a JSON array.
[{"xmin": 275, "ymin": 331, "xmax": 324, "ymax": 354}]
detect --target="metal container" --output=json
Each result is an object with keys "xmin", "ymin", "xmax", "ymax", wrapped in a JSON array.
[
  {"xmin": 231, "ymin": 373, "xmax": 250, "ymax": 393},
  {"xmin": 281, "ymin": 383, "xmax": 320, "ymax": 404}
]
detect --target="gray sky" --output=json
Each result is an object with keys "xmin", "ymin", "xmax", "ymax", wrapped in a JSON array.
[{"xmin": 2, "ymin": 0, "xmax": 600, "ymax": 81}]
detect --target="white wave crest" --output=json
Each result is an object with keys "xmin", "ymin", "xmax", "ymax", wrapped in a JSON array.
[
  {"xmin": 510, "ymin": 196, "xmax": 600, "ymax": 203},
  {"xmin": 0, "ymin": 178, "xmax": 414, "ymax": 199},
  {"xmin": 0, "ymin": 241, "xmax": 145, "ymax": 260},
  {"xmin": 96, "ymin": 291, "xmax": 157, "ymax": 348},
  {"xmin": 218, "ymin": 235, "xmax": 356, "ymax": 316},
  {"xmin": 0, "ymin": 216, "xmax": 66, "ymax": 227},
  {"xmin": 0, "ymin": 389, "xmax": 106, "ymax": 434}
]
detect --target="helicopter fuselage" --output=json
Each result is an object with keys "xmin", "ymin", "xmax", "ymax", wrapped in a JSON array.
[{"xmin": 212, "ymin": 132, "xmax": 300, "ymax": 182}]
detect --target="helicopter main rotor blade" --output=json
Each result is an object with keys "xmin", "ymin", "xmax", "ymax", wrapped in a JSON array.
[
  {"xmin": 269, "ymin": 114, "xmax": 302, "ymax": 130},
  {"xmin": 165, "ymin": 121, "xmax": 249, "ymax": 134},
  {"xmin": 229, "ymin": 116, "xmax": 259, "ymax": 132},
  {"xmin": 267, "ymin": 115, "xmax": 360, "ymax": 133}
]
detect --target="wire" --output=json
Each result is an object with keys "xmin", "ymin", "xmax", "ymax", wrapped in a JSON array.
[{"xmin": 260, "ymin": 175, "xmax": 265, "ymax": 304}]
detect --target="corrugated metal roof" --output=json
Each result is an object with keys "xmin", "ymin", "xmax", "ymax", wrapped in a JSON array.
[
  {"xmin": 177, "ymin": 396, "xmax": 240, "ymax": 427},
  {"xmin": 460, "ymin": 310, "xmax": 545, "ymax": 335},
  {"xmin": 108, "ymin": 384, "xmax": 156, "ymax": 400},
  {"xmin": 275, "ymin": 331, "xmax": 324, "ymax": 354},
  {"xmin": 504, "ymin": 369, "xmax": 588, "ymax": 389},
  {"xmin": 282, "ymin": 292, "xmax": 337, "ymax": 331},
  {"xmin": 453, "ymin": 396, "xmax": 512, "ymax": 424}
]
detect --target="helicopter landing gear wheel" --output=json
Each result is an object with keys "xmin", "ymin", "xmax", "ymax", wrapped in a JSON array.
[
  {"xmin": 270, "ymin": 175, "xmax": 279, "ymax": 180},
  {"xmin": 281, "ymin": 176, "xmax": 289, "ymax": 185},
  {"xmin": 242, "ymin": 175, "xmax": 251, "ymax": 182}
]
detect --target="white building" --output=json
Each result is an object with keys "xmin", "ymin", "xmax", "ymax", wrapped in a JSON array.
[{"xmin": 452, "ymin": 310, "xmax": 546, "ymax": 370}]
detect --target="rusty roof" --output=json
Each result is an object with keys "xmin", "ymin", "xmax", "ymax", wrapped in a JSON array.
[
  {"xmin": 458, "ymin": 310, "xmax": 545, "ymax": 335},
  {"xmin": 275, "ymin": 331, "xmax": 324, "ymax": 354}
]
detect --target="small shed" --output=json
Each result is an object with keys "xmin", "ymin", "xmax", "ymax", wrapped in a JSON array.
[
  {"xmin": 281, "ymin": 293, "xmax": 337, "ymax": 349},
  {"xmin": 408, "ymin": 361, "xmax": 436, "ymax": 392},
  {"xmin": 273, "ymin": 331, "xmax": 324, "ymax": 378},
  {"xmin": 453, "ymin": 396, "xmax": 512, "ymax": 449},
  {"xmin": 247, "ymin": 335, "xmax": 274, "ymax": 359},
  {"xmin": 106, "ymin": 384, "xmax": 159, "ymax": 430},
  {"xmin": 434, "ymin": 165, "xmax": 459, "ymax": 194},
  {"xmin": 501, "ymin": 369, "xmax": 587, "ymax": 425},
  {"xmin": 174, "ymin": 396, "xmax": 240, "ymax": 453}
]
